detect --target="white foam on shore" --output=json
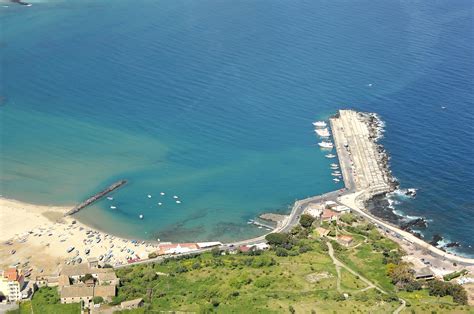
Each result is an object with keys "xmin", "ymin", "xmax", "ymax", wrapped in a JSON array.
[{"xmin": 410, "ymin": 229, "xmax": 425, "ymax": 238}]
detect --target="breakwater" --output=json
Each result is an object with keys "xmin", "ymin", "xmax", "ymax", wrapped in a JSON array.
[{"xmin": 65, "ymin": 180, "xmax": 127, "ymax": 216}]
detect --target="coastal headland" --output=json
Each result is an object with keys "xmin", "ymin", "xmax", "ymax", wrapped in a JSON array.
[{"xmin": 1, "ymin": 109, "xmax": 473, "ymax": 279}]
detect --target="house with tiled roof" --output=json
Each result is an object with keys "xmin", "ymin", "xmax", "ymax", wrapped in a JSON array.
[
  {"xmin": 321, "ymin": 209, "xmax": 340, "ymax": 222},
  {"xmin": 337, "ymin": 235, "xmax": 354, "ymax": 246},
  {"xmin": 58, "ymin": 263, "xmax": 118, "ymax": 305}
]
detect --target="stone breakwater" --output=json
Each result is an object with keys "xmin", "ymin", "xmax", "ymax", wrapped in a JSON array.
[
  {"xmin": 358, "ymin": 112, "xmax": 399, "ymax": 191},
  {"xmin": 65, "ymin": 180, "xmax": 127, "ymax": 216}
]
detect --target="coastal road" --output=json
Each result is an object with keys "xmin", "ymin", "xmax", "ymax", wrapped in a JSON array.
[{"xmin": 338, "ymin": 192, "xmax": 474, "ymax": 266}]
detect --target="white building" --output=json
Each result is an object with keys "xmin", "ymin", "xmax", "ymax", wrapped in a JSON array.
[
  {"xmin": 0, "ymin": 268, "xmax": 25, "ymax": 302},
  {"xmin": 332, "ymin": 205, "xmax": 350, "ymax": 213}
]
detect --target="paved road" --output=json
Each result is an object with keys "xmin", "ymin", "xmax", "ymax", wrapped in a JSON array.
[{"xmin": 338, "ymin": 192, "xmax": 474, "ymax": 266}]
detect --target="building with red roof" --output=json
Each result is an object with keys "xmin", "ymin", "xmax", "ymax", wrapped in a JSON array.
[{"xmin": 0, "ymin": 268, "xmax": 25, "ymax": 302}]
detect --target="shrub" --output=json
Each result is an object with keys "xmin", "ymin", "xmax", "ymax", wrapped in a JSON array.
[
  {"xmin": 93, "ymin": 296, "xmax": 103, "ymax": 304},
  {"xmin": 174, "ymin": 265, "xmax": 188, "ymax": 273},
  {"xmin": 254, "ymin": 277, "xmax": 272, "ymax": 288},
  {"xmin": 211, "ymin": 247, "xmax": 221, "ymax": 257},
  {"xmin": 80, "ymin": 273, "xmax": 94, "ymax": 283},
  {"xmin": 148, "ymin": 252, "xmax": 158, "ymax": 259},
  {"xmin": 299, "ymin": 245, "xmax": 311, "ymax": 253},
  {"xmin": 299, "ymin": 214, "xmax": 315, "ymax": 228},
  {"xmin": 266, "ymin": 233, "xmax": 290, "ymax": 246},
  {"xmin": 109, "ymin": 295, "xmax": 125, "ymax": 306},
  {"xmin": 275, "ymin": 248, "xmax": 289, "ymax": 257}
]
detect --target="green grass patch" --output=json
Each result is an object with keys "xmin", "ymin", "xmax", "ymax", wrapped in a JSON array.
[
  {"xmin": 335, "ymin": 241, "xmax": 395, "ymax": 292},
  {"xmin": 18, "ymin": 287, "xmax": 81, "ymax": 314},
  {"xmin": 398, "ymin": 289, "xmax": 472, "ymax": 313}
]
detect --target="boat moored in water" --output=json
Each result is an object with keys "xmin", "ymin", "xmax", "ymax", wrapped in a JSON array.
[
  {"xmin": 312, "ymin": 121, "xmax": 327, "ymax": 128},
  {"xmin": 318, "ymin": 141, "xmax": 334, "ymax": 149},
  {"xmin": 315, "ymin": 128, "xmax": 330, "ymax": 137},
  {"xmin": 325, "ymin": 154, "xmax": 336, "ymax": 158}
]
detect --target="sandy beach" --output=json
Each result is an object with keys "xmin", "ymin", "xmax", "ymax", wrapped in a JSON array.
[{"xmin": 0, "ymin": 198, "xmax": 158, "ymax": 276}]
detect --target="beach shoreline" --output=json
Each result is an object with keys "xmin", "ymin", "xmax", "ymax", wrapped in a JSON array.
[{"xmin": 0, "ymin": 197, "xmax": 158, "ymax": 277}]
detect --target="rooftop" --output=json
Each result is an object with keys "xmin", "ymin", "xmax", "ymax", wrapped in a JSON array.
[
  {"xmin": 94, "ymin": 284, "xmax": 116, "ymax": 298},
  {"xmin": 3, "ymin": 268, "xmax": 21, "ymax": 282},
  {"xmin": 97, "ymin": 272, "xmax": 118, "ymax": 282},
  {"xmin": 321, "ymin": 209, "xmax": 339, "ymax": 220},
  {"xmin": 121, "ymin": 298, "xmax": 143, "ymax": 308},
  {"xmin": 60, "ymin": 285, "xmax": 93, "ymax": 299}
]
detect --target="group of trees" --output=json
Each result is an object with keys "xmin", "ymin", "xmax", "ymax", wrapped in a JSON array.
[
  {"xmin": 386, "ymin": 263, "xmax": 421, "ymax": 292},
  {"xmin": 427, "ymin": 280, "xmax": 468, "ymax": 305},
  {"xmin": 387, "ymin": 263, "xmax": 468, "ymax": 305}
]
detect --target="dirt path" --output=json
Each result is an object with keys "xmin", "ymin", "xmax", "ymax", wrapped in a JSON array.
[{"xmin": 327, "ymin": 241, "xmax": 406, "ymax": 313}]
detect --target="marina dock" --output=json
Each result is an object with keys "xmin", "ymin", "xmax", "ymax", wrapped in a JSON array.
[{"xmin": 65, "ymin": 180, "xmax": 127, "ymax": 216}]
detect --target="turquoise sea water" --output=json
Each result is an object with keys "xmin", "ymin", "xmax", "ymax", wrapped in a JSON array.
[{"xmin": 1, "ymin": 0, "xmax": 473, "ymax": 255}]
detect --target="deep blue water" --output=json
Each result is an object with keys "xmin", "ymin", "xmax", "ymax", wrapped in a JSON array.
[{"xmin": 1, "ymin": 0, "xmax": 472, "ymax": 255}]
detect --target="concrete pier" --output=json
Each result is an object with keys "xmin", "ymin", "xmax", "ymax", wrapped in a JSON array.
[
  {"xmin": 65, "ymin": 180, "xmax": 127, "ymax": 216},
  {"xmin": 330, "ymin": 110, "xmax": 394, "ymax": 200}
]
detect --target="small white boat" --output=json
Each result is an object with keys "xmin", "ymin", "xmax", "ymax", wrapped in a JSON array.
[
  {"xmin": 158, "ymin": 202, "xmax": 162, "ymax": 206},
  {"xmin": 315, "ymin": 128, "xmax": 330, "ymax": 137},
  {"xmin": 333, "ymin": 178, "xmax": 340, "ymax": 182},
  {"xmin": 147, "ymin": 194, "xmax": 152, "ymax": 198},
  {"xmin": 325, "ymin": 154, "xmax": 336, "ymax": 158},
  {"xmin": 312, "ymin": 121, "xmax": 327, "ymax": 128},
  {"xmin": 330, "ymin": 163, "xmax": 338, "ymax": 167},
  {"xmin": 110, "ymin": 206, "xmax": 116, "ymax": 209},
  {"xmin": 176, "ymin": 200, "xmax": 181, "ymax": 204},
  {"xmin": 318, "ymin": 141, "xmax": 333, "ymax": 149},
  {"xmin": 106, "ymin": 196, "xmax": 113, "ymax": 201},
  {"xmin": 331, "ymin": 172, "xmax": 341, "ymax": 176},
  {"xmin": 173, "ymin": 195, "xmax": 179, "ymax": 199},
  {"xmin": 139, "ymin": 214, "xmax": 144, "ymax": 219},
  {"xmin": 160, "ymin": 192, "xmax": 165, "ymax": 196}
]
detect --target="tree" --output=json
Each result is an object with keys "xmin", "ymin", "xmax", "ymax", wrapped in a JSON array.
[
  {"xmin": 339, "ymin": 213, "xmax": 357, "ymax": 224},
  {"xmin": 265, "ymin": 233, "xmax": 289, "ymax": 246},
  {"xmin": 148, "ymin": 252, "xmax": 158, "ymax": 259},
  {"xmin": 211, "ymin": 247, "xmax": 221, "ymax": 257},
  {"xmin": 299, "ymin": 214, "xmax": 315, "ymax": 228},
  {"xmin": 93, "ymin": 296, "xmax": 103, "ymax": 304},
  {"xmin": 289, "ymin": 305, "xmax": 295, "ymax": 314},
  {"xmin": 80, "ymin": 273, "xmax": 94, "ymax": 283},
  {"xmin": 427, "ymin": 280, "xmax": 468, "ymax": 305}
]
